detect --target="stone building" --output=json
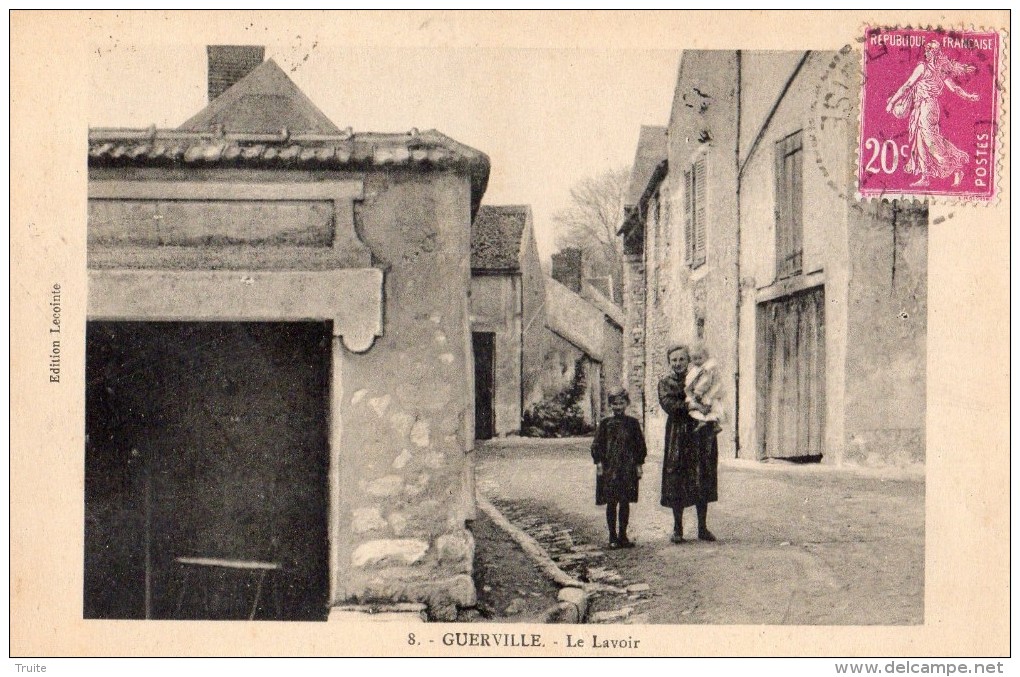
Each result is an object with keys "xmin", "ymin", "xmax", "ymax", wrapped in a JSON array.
[
  {"xmin": 85, "ymin": 46, "xmax": 489, "ymax": 622},
  {"xmin": 619, "ymin": 125, "xmax": 666, "ymax": 439},
  {"xmin": 551, "ymin": 247, "xmax": 616, "ymax": 303},
  {"xmin": 469, "ymin": 204, "xmax": 545, "ymax": 439},
  {"xmin": 540, "ymin": 275, "xmax": 624, "ymax": 425},
  {"xmin": 621, "ymin": 50, "xmax": 926, "ymax": 466}
]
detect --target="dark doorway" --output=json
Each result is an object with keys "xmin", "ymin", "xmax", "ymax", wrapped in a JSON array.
[
  {"xmin": 757, "ymin": 287, "xmax": 826, "ymax": 461},
  {"xmin": 84, "ymin": 321, "xmax": 330, "ymax": 621},
  {"xmin": 473, "ymin": 331, "xmax": 495, "ymax": 440}
]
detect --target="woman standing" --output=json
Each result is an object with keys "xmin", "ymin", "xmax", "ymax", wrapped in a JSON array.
[
  {"xmin": 659, "ymin": 344, "xmax": 718, "ymax": 543},
  {"xmin": 886, "ymin": 40, "xmax": 979, "ymax": 187}
]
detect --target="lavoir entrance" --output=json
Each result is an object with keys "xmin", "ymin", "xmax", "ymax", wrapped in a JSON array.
[{"xmin": 84, "ymin": 321, "xmax": 330, "ymax": 621}]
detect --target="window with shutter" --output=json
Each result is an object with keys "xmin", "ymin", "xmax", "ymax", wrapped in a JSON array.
[
  {"xmin": 693, "ymin": 156, "xmax": 707, "ymax": 267},
  {"xmin": 683, "ymin": 169, "xmax": 694, "ymax": 265},
  {"xmin": 684, "ymin": 156, "xmax": 708, "ymax": 268},
  {"xmin": 775, "ymin": 131, "xmax": 804, "ymax": 279}
]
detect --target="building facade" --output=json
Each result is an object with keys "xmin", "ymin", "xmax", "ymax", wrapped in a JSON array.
[
  {"xmin": 469, "ymin": 205, "xmax": 545, "ymax": 439},
  {"xmin": 622, "ymin": 50, "xmax": 927, "ymax": 466},
  {"xmin": 619, "ymin": 125, "xmax": 666, "ymax": 426},
  {"xmin": 542, "ymin": 275, "xmax": 624, "ymax": 425},
  {"xmin": 85, "ymin": 47, "xmax": 489, "ymax": 622},
  {"xmin": 736, "ymin": 51, "xmax": 927, "ymax": 466}
]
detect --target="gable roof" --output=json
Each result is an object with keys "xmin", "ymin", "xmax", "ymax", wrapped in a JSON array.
[
  {"xmin": 471, "ymin": 205, "xmax": 531, "ymax": 272},
  {"xmin": 545, "ymin": 276, "xmax": 606, "ymax": 361},
  {"xmin": 625, "ymin": 125, "xmax": 667, "ymax": 208},
  {"xmin": 582, "ymin": 283, "xmax": 625, "ymax": 328},
  {"xmin": 180, "ymin": 58, "xmax": 341, "ymax": 134}
]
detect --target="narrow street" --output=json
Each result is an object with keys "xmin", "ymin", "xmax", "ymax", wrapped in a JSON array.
[{"xmin": 477, "ymin": 437, "xmax": 924, "ymax": 625}]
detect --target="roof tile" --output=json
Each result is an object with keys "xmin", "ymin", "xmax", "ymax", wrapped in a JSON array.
[
  {"xmin": 88, "ymin": 128, "xmax": 491, "ymax": 213},
  {"xmin": 625, "ymin": 125, "xmax": 667, "ymax": 207},
  {"xmin": 471, "ymin": 205, "xmax": 531, "ymax": 272}
]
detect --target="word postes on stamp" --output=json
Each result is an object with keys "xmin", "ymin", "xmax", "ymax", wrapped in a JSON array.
[{"xmin": 859, "ymin": 27, "xmax": 1000, "ymax": 201}]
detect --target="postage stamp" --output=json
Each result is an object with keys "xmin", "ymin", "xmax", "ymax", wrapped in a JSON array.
[{"xmin": 859, "ymin": 27, "xmax": 1001, "ymax": 201}]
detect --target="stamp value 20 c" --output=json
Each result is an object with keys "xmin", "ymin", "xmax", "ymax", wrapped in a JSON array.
[{"xmin": 859, "ymin": 27, "xmax": 1001, "ymax": 201}]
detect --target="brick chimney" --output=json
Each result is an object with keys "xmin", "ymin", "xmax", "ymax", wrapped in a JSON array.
[
  {"xmin": 207, "ymin": 45, "xmax": 265, "ymax": 102},
  {"xmin": 551, "ymin": 248, "xmax": 583, "ymax": 293}
]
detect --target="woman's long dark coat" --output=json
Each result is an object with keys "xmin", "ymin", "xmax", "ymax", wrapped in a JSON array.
[
  {"xmin": 591, "ymin": 414, "xmax": 647, "ymax": 505},
  {"xmin": 659, "ymin": 372, "xmax": 718, "ymax": 509}
]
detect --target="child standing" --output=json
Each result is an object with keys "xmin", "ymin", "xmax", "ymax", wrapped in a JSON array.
[
  {"xmin": 591, "ymin": 387, "xmax": 647, "ymax": 549},
  {"xmin": 685, "ymin": 344, "xmax": 724, "ymax": 432}
]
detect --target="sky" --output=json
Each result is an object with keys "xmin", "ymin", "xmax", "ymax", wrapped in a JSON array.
[{"xmin": 87, "ymin": 43, "xmax": 680, "ymax": 263}]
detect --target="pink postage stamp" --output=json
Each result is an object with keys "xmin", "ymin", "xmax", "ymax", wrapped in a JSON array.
[{"xmin": 859, "ymin": 27, "xmax": 1000, "ymax": 201}]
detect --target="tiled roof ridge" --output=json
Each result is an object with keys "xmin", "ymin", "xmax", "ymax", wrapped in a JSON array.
[
  {"xmin": 90, "ymin": 126, "xmax": 473, "ymax": 146},
  {"xmin": 88, "ymin": 127, "xmax": 488, "ymax": 166},
  {"xmin": 88, "ymin": 126, "xmax": 491, "ymax": 214},
  {"xmin": 624, "ymin": 124, "xmax": 668, "ymax": 208}
]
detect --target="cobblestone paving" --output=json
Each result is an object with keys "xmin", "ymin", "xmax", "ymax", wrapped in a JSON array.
[
  {"xmin": 478, "ymin": 437, "xmax": 924, "ymax": 625},
  {"xmin": 489, "ymin": 497, "xmax": 654, "ymax": 623}
]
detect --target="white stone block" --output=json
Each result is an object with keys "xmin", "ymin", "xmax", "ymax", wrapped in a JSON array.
[
  {"xmin": 365, "ymin": 475, "xmax": 404, "ymax": 497},
  {"xmin": 351, "ymin": 539, "xmax": 429, "ymax": 568},
  {"xmin": 351, "ymin": 507, "xmax": 387, "ymax": 534}
]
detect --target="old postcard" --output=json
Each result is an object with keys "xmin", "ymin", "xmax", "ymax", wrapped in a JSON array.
[{"xmin": 10, "ymin": 10, "xmax": 1010, "ymax": 657}]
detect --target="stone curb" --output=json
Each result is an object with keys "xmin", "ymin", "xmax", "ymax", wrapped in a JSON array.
[
  {"xmin": 720, "ymin": 457, "xmax": 925, "ymax": 481},
  {"xmin": 481, "ymin": 436, "xmax": 595, "ymax": 448},
  {"xmin": 476, "ymin": 493, "xmax": 591, "ymax": 623}
]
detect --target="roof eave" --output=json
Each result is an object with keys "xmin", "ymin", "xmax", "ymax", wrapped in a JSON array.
[{"xmin": 87, "ymin": 127, "xmax": 491, "ymax": 215}]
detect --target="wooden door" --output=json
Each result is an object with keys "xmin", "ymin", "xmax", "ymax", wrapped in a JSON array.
[
  {"xmin": 757, "ymin": 287, "xmax": 825, "ymax": 460},
  {"xmin": 473, "ymin": 332, "xmax": 495, "ymax": 440}
]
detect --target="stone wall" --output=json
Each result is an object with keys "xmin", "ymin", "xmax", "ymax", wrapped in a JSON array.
[
  {"xmin": 538, "ymin": 330, "xmax": 599, "ymax": 426},
  {"xmin": 338, "ymin": 170, "xmax": 476, "ymax": 620},
  {"xmin": 843, "ymin": 201, "xmax": 927, "ymax": 465},
  {"xmin": 640, "ymin": 187, "xmax": 665, "ymax": 453},
  {"xmin": 599, "ymin": 318, "xmax": 625, "ymax": 415},
  {"xmin": 520, "ymin": 221, "xmax": 549, "ymax": 412},
  {"xmin": 663, "ymin": 50, "xmax": 741, "ymax": 459},
  {"xmin": 88, "ymin": 166, "xmax": 481, "ymax": 620},
  {"xmin": 622, "ymin": 252, "xmax": 646, "ymax": 430}
]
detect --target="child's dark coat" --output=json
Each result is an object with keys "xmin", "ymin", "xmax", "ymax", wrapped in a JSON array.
[{"xmin": 591, "ymin": 414, "xmax": 647, "ymax": 505}]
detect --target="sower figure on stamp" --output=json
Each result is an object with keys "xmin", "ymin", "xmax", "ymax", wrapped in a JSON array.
[
  {"xmin": 659, "ymin": 344, "xmax": 718, "ymax": 543},
  {"xmin": 886, "ymin": 40, "xmax": 979, "ymax": 188},
  {"xmin": 591, "ymin": 387, "xmax": 647, "ymax": 549}
]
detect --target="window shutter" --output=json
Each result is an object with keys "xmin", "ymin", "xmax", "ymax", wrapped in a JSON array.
[
  {"xmin": 683, "ymin": 169, "xmax": 693, "ymax": 264},
  {"xmin": 775, "ymin": 131, "xmax": 804, "ymax": 279},
  {"xmin": 775, "ymin": 139, "xmax": 789, "ymax": 278},
  {"xmin": 694, "ymin": 156, "xmax": 707, "ymax": 265},
  {"xmin": 790, "ymin": 141, "xmax": 803, "ymax": 274}
]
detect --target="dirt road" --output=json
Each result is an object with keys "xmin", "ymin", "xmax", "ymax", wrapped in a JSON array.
[{"xmin": 477, "ymin": 438, "xmax": 924, "ymax": 625}]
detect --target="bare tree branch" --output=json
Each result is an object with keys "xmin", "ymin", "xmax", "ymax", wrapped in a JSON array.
[{"xmin": 552, "ymin": 167, "xmax": 630, "ymax": 302}]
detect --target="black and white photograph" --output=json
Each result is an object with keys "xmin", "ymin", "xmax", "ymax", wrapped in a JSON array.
[{"xmin": 10, "ymin": 10, "xmax": 1010, "ymax": 659}]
